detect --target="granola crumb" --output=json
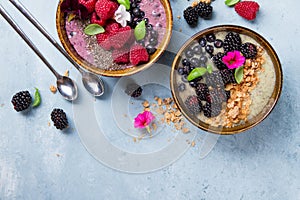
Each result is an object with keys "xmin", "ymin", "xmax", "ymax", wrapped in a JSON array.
[
  {"xmin": 64, "ymin": 69, "xmax": 69, "ymax": 77},
  {"xmin": 50, "ymin": 85, "xmax": 57, "ymax": 93},
  {"xmin": 133, "ymin": 137, "xmax": 137, "ymax": 143},
  {"xmin": 177, "ymin": 15, "xmax": 181, "ymax": 19},
  {"xmin": 191, "ymin": 141, "xmax": 196, "ymax": 147},
  {"xmin": 48, "ymin": 121, "xmax": 51, "ymax": 127}
]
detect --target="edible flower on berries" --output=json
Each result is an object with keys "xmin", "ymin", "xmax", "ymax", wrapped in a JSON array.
[
  {"xmin": 114, "ymin": 5, "xmax": 131, "ymax": 27},
  {"xmin": 222, "ymin": 50, "xmax": 245, "ymax": 69},
  {"xmin": 134, "ymin": 111, "xmax": 155, "ymax": 133}
]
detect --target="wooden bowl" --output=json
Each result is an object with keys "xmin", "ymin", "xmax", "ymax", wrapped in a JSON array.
[
  {"xmin": 56, "ymin": 0, "xmax": 173, "ymax": 77},
  {"xmin": 170, "ymin": 25, "xmax": 283, "ymax": 135}
]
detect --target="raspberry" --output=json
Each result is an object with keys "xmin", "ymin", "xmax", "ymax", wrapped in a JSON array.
[
  {"xmin": 95, "ymin": 0, "xmax": 118, "ymax": 25},
  {"xmin": 78, "ymin": 0, "xmax": 97, "ymax": 14},
  {"xmin": 129, "ymin": 44, "xmax": 149, "ymax": 65},
  {"xmin": 112, "ymin": 48, "xmax": 130, "ymax": 64},
  {"xmin": 96, "ymin": 32, "xmax": 111, "ymax": 50},
  {"xmin": 234, "ymin": 1, "xmax": 260, "ymax": 21},
  {"xmin": 90, "ymin": 12, "xmax": 105, "ymax": 26}
]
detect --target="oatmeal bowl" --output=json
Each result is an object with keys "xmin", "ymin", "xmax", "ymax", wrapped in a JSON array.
[
  {"xmin": 56, "ymin": 0, "xmax": 172, "ymax": 77},
  {"xmin": 170, "ymin": 25, "xmax": 283, "ymax": 135}
]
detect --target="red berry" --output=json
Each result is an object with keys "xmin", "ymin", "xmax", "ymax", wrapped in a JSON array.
[
  {"xmin": 130, "ymin": 44, "xmax": 149, "ymax": 65},
  {"xmin": 110, "ymin": 26, "xmax": 132, "ymax": 49},
  {"xmin": 96, "ymin": 33, "xmax": 111, "ymax": 50},
  {"xmin": 90, "ymin": 12, "xmax": 105, "ymax": 26},
  {"xmin": 78, "ymin": 0, "xmax": 97, "ymax": 14},
  {"xmin": 95, "ymin": 0, "xmax": 119, "ymax": 25},
  {"xmin": 234, "ymin": 1, "xmax": 260, "ymax": 21},
  {"xmin": 112, "ymin": 48, "xmax": 130, "ymax": 64}
]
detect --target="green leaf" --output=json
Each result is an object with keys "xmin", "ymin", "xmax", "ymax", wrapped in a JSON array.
[
  {"xmin": 187, "ymin": 67, "xmax": 207, "ymax": 81},
  {"xmin": 234, "ymin": 66, "xmax": 244, "ymax": 84},
  {"xmin": 84, "ymin": 24, "xmax": 105, "ymax": 36},
  {"xmin": 207, "ymin": 65, "xmax": 213, "ymax": 74},
  {"xmin": 117, "ymin": 0, "xmax": 130, "ymax": 10},
  {"xmin": 225, "ymin": 0, "xmax": 240, "ymax": 6},
  {"xmin": 32, "ymin": 88, "xmax": 41, "ymax": 107},
  {"xmin": 134, "ymin": 20, "xmax": 146, "ymax": 41}
]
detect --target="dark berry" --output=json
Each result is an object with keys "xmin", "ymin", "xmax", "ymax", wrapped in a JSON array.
[
  {"xmin": 206, "ymin": 88, "xmax": 228, "ymax": 104},
  {"xmin": 214, "ymin": 39, "xmax": 223, "ymax": 48},
  {"xmin": 206, "ymin": 33, "xmax": 216, "ymax": 43},
  {"xmin": 144, "ymin": 18, "xmax": 149, "ymax": 25},
  {"xmin": 178, "ymin": 83, "xmax": 186, "ymax": 92},
  {"xmin": 185, "ymin": 95, "xmax": 202, "ymax": 115},
  {"xmin": 195, "ymin": 2, "xmax": 213, "ymax": 19},
  {"xmin": 149, "ymin": 37, "xmax": 158, "ymax": 46},
  {"xmin": 199, "ymin": 55, "xmax": 208, "ymax": 64},
  {"xmin": 185, "ymin": 49, "xmax": 194, "ymax": 58},
  {"xmin": 220, "ymin": 69, "xmax": 236, "ymax": 84},
  {"xmin": 190, "ymin": 57, "xmax": 200, "ymax": 67},
  {"xmin": 182, "ymin": 58, "xmax": 190, "ymax": 66},
  {"xmin": 131, "ymin": 2, "xmax": 138, "ymax": 8},
  {"xmin": 189, "ymin": 81, "xmax": 198, "ymax": 88},
  {"xmin": 140, "ymin": 11, "xmax": 145, "ymax": 18},
  {"xmin": 183, "ymin": 6, "xmax": 199, "ymax": 26},
  {"xmin": 192, "ymin": 45, "xmax": 203, "ymax": 55},
  {"xmin": 125, "ymin": 83, "xmax": 143, "ymax": 98},
  {"xmin": 146, "ymin": 24, "xmax": 153, "ymax": 31},
  {"xmin": 51, "ymin": 108, "xmax": 68, "ymax": 130},
  {"xmin": 211, "ymin": 52, "xmax": 227, "ymax": 70},
  {"xmin": 132, "ymin": 8, "xmax": 141, "ymax": 17},
  {"xmin": 223, "ymin": 32, "xmax": 242, "ymax": 53},
  {"xmin": 195, "ymin": 83, "xmax": 209, "ymax": 101},
  {"xmin": 11, "ymin": 90, "xmax": 32, "ymax": 112},
  {"xmin": 205, "ymin": 71, "xmax": 224, "ymax": 87},
  {"xmin": 177, "ymin": 67, "xmax": 185, "ymax": 75},
  {"xmin": 240, "ymin": 42, "xmax": 257, "ymax": 59},
  {"xmin": 146, "ymin": 44, "xmax": 157, "ymax": 55},
  {"xmin": 198, "ymin": 37, "xmax": 207, "ymax": 47},
  {"xmin": 182, "ymin": 74, "xmax": 188, "ymax": 83},
  {"xmin": 205, "ymin": 44, "xmax": 214, "ymax": 55},
  {"xmin": 150, "ymin": 30, "xmax": 158, "ymax": 39},
  {"xmin": 202, "ymin": 102, "xmax": 222, "ymax": 118}
]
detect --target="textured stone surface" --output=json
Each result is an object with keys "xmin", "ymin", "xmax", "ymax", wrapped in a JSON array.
[{"xmin": 0, "ymin": 0, "xmax": 299, "ymax": 199}]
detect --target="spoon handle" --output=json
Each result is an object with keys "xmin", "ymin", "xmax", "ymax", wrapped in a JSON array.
[
  {"xmin": 9, "ymin": 0, "xmax": 83, "ymax": 73},
  {"xmin": 0, "ymin": 5, "xmax": 61, "ymax": 78}
]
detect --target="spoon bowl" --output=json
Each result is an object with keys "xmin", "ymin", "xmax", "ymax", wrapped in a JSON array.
[
  {"xmin": 57, "ymin": 76, "xmax": 78, "ymax": 101},
  {"xmin": 82, "ymin": 72, "xmax": 104, "ymax": 96}
]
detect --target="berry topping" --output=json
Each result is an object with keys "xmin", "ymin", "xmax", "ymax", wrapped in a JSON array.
[
  {"xmin": 185, "ymin": 95, "xmax": 202, "ymax": 114},
  {"xmin": 223, "ymin": 32, "xmax": 242, "ymax": 53},
  {"xmin": 234, "ymin": 1, "xmax": 260, "ymax": 21},
  {"xmin": 112, "ymin": 48, "xmax": 130, "ymax": 64},
  {"xmin": 212, "ymin": 52, "xmax": 227, "ymax": 70},
  {"xmin": 95, "ymin": 0, "xmax": 118, "ymax": 25},
  {"xmin": 195, "ymin": 83, "xmax": 209, "ymax": 101},
  {"xmin": 51, "ymin": 108, "xmax": 69, "ymax": 130},
  {"xmin": 206, "ymin": 33, "xmax": 216, "ymax": 43},
  {"xmin": 11, "ymin": 91, "xmax": 32, "ymax": 112},
  {"xmin": 214, "ymin": 39, "xmax": 223, "ymax": 48},
  {"xmin": 240, "ymin": 42, "xmax": 258, "ymax": 59},
  {"xmin": 183, "ymin": 6, "xmax": 199, "ymax": 26},
  {"xmin": 202, "ymin": 102, "xmax": 222, "ymax": 118},
  {"xmin": 194, "ymin": 2, "xmax": 213, "ymax": 19},
  {"xmin": 129, "ymin": 44, "xmax": 149, "ymax": 65},
  {"xmin": 78, "ymin": 0, "xmax": 97, "ymax": 14}
]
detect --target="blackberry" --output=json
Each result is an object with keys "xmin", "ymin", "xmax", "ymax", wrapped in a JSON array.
[
  {"xmin": 206, "ymin": 88, "xmax": 228, "ymax": 104},
  {"xmin": 195, "ymin": 83, "xmax": 209, "ymax": 101},
  {"xmin": 125, "ymin": 83, "xmax": 143, "ymax": 98},
  {"xmin": 240, "ymin": 42, "xmax": 257, "ymax": 59},
  {"xmin": 195, "ymin": 2, "xmax": 213, "ymax": 19},
  {"xmin": 223, "ymin": 32, "xmax": 242, "ymax": 53},
  {"xmin": 205, "ymin": 71, "xmax": 225, "ymax": 87},
  {"xmin": 202, "ymin": 102, "xmax": 222, "ymax": 118},
  {"xmin": 11, "ymin": 90, "xmax": 32, "ymax": 112},
  {"xmin": 220, "ymin": 69, "xmax": 236, "ymax": 84},
  {"xmin": 225, "ymin": 90, "xmax": 231, "ymax": 100},
  {"xmin": 183, "ymin": 6, "xmax": 198, "ymax": 26},
  {"xmin": 211, "ymin": 52, "xmax": 227, "ymax": 70},
  {"xmin": 51, "ymin": 108, "xmax": 68, "ymax": 130},
  {"xmin": 185, "ymin": 95, "xmax": 202, "ymax": 115}
]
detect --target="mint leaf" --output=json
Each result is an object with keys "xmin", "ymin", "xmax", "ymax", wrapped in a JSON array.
[
  {"xmin": 134, "ymin": 20, "xmax": 146, "ymax": 41},
  {"xmin": 117, "ymin": 0, "xmax": 130, "ymax": 10},
  {"xmin": 32, "ymin": 88, "xmax": 41, "ymax": 107},
  {"xmin": 225, "ymin": 0, "xmax": 240, "ymax": 7},
  {"xmin": 207, "ymin": 65, "xmax": 213, "ymax": 74},
  {"xmin": 234, "ymin": 66, "xmax": 244, "ymax": 84},
  {"xmin": 84, "ymin": 24, "xmax": 105, "ymax": 36},
  {"xmin": 187, "ymin": 67, "xmax": 207, "ymax": 81}
]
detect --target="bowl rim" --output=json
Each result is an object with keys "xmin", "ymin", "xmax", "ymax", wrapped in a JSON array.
[
  {"xmin": 55, "ymin": 0, "xmax": 173, "ymax": 77},
  {"xmin": 170, "ymin": 24, "xmax": 283, "ymax": 135}
]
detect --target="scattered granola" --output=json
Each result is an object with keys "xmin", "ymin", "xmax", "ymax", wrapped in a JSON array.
[{"xmin": 50, "ymin": 85, "xmax": 57, "ymax": 93}]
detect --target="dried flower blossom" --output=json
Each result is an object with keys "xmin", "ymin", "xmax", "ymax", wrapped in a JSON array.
[
  {"xmin": 134, "ymin": 111, "xmax": 155, "ymax": 133},
  {"xmin": 222, "ymin": 50, "xmax": 246, "ymax": 69},
  {"xmin": 114, "ymin": 5, "xmax": 131, "ymax": 27},
  {"xmin": 61, "ymin": 0, "xmax": 89, "ymax": 19}
]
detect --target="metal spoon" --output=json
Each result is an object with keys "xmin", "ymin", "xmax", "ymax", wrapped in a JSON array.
[
  {"xmin": 9, "ymin": 0, "xmax": 104, "ymax": 97},
  {"xmin": 0, "ymin": 5, "xmax": 78, "ymax": 101}
]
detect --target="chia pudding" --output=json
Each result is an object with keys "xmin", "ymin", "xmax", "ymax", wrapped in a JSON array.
[
  {"xmin": 173, "ymin": 30, "xmax": 276, "ymax": 129},
  {"xmin": 61, "ymin": 0, "xmax": 167, "ymax": 71}
]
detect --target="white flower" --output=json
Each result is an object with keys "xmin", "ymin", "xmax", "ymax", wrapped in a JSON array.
[{"xmin": 114, "ymin": 5, "xmax": 131, "ymax": 27}]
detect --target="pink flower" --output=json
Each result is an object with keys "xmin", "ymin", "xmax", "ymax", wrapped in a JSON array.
[
  {"xmin": 134, "ymin": 111, "xmax": 155, "ymax": 133},
  {"xmin": 222, "ymin": 50, "xmax": 245, "ymax": 69}
]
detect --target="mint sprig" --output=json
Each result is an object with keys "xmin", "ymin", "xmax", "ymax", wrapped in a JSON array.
[
  {"xmin": 117, "ymin": 0, "xmax": 130, "ymax": 10},
  {"xmin": 84, "ymin": 24, "xmax": 105, "ymax": 36},
  {"xmin": 187, "ymin": 67, "xmax": 207, "ymax": 81},
  {"xmin": 134, "ymin": 20, "xmax": 146, "ymax": 41},
  {"xmin": 234, "ymin": 66, "xmax": 244, "ymax": 84},
  {"xmin": 225, "ymin": 0, "xmax": 240, "ymax": 7}
]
